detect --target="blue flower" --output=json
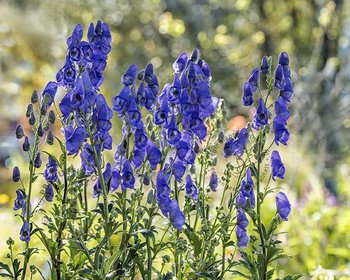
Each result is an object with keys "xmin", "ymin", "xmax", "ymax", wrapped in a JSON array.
[
  {"xmin": 253, "ymin": 98, "xmax": 268, "ymax": 130},
  {"xmin": 127, "ymin": 98, "xmax": 142, "ymax": 127},
  {"xmin": 134, "ymin": 123, "xmax": 148, "ymax": 149},
  {"xmin": 168, "ymin": 74, "xmax": 181, "ymax": 103},
  {"xmin": 146, "ymin": 141, "xmax": 162, "ymax": 169},
  {"xmin": 236, "ymin": 208, "xmax": 249, "ymax": 230},
  {"xmin": 260, "ymin": 56, "xmax": 269, "ymax": 74},
  {"xmin": 185, "ymin": 175, "xmax": 198, "ymax": 201},
  {"xmin": 173, "ymin": 52, "xmax": 188, "ymax": 73},
  {"xmin": 270, "ymin": 150, "xmax": 285, "ymax": 181},
  {"xmin": 94, "ymin": 163, "xmax": 112, "ymax": 197},
  {"xmin": 136, "ymin": 82, "xmax": 146, "ymax": 106},
  {"xmin": 64, "ymin": 126, "xmax": 87, "ymax": 155},
  {"xmin": 276, "ymin": 192, "xmax": 291, "ymax": 221},
  {"xmin": 96, "ymin": 94, "xmax": 113, "ymax": 132},
  {"xmin": 34, "ymin": 153, "xmax": 42, "ymax": 168},
  {"xmin": 273, "ymin": 116, "xmax": 290, "ymax": 146},
  {"xmin": 209, "ymin": 172, "xmax": 218, "ymax": 192},
  {"xmin": 20, "ymin": 221, "xmax": 30, "ymax": 242},
  {"xmin": 44, "ymin": 156, "xmax": 58, "ymax": 182},
  {"xmin": 278, "ymin": 51, "xmax": 289, "ymax": 66},
  {"xmin": 12, "ymin": 166, "xmax": 21, "ymax": 182},
  {"xmin": 274, "ymin": 64, "xmax": 285, "ymax": 90},
  {"xmin": 41, "ymin": 81, "xmax": 58, "ymax": 108},
  {"xmin": 235, "ymin": 226, "xmax": 249, "ymax": 247},
  {"xmin": 280, "ymin": 77, "xmax": 294, "ymax": 103},
  {"xmin": 168, "ymin": 199, "xmax": 185, "ymax": 231},
  {"xmin": 122, "ymin": 160, "xmax": 135, "ymax": 190},
  {"xmin": 154, "ymin": 92, "xmax": 170, "ymax": 125},
  {"xmin": 172, "ymin": 160, "xmax": 186, "ymax": 182},
  {"xmin": 224, "ymin": 128, "xmax": 249, "ymax": 158},
  {"xmin": 156, "ymin": 171, "xmax": 171, "ymax": 215},
  {"xmin": 122, "ymin": 64, "xmax": 138, "ymax": 86},
  {"xmin": 144, "ymin": 63, "xmax": 154, "ymax": 84},
  {"xmin": 44, "ymin": 184, "xmax": 54, "ymax": 202},
  {"xmin": 110, "ymin": 170, "xmax": 121, "ymax": 192},
  {"xmin": 13, "ymin": 189, "xmax": 25, "ymax": 211},
  {"xmin": 248, "ymin": 67, "xmax": 260, "ymax": 92},
  {"xmin": 144, "ymin": 86, "xmax": 157, "ymax": 112},
  {"xmin": 112, "ymin": 86, "xmax": 132, "ymax": 115},
  {"xmin": 132, "ymin": 147, "xmax": 146, "ymax": 168},
  {"xmin": 67, "ymin": 23, "xmax": 83, "ymax": 47},
  {"xmin": 274, "ymin": 97, "xmax": 290, "ymax": 121},
  {"xmin": 242, "ymin": 82, "xmax": 254, "ymax": 106},
  {"xmin": 176, "ymin": 133, "xmax": 196, "ymax": 165},
  {"xmin": 80, "ymin": 143, "xmax": 97, "ymax": 174},
  {"xmin": 240, "ymin": 168, "xmax": 254, "ymax": 198},
  {"xmin": 193, "ymin": 81, "xmax": 212, "ymax": 109}
]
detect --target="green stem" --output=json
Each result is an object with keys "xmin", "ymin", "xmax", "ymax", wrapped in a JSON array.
[{"xmin": 256, "ymin": 129, "xmax": 267, "ymax": 280}]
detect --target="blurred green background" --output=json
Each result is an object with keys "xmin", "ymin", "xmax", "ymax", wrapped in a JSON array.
[{"xmin": 1, "ymin": 0, "xmax": 350, "ymax": 278}]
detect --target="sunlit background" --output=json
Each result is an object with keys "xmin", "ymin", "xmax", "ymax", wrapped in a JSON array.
[{"xmin": 1, "ymin": 0, "xmax": 350, "ymax": 278}]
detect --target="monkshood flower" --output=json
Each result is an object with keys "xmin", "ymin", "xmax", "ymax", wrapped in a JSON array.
[
  {"xmin": 240, "ymin": 168, "xmax": 254, "ymax": 198},
  {"xmin": 236, "ymin": 192, "xmax": 255, "ymax": 209},
  {"xmin": 15, "ymin": 125, "xmax": 24, "ymax": 139},
  {"xmin": 121, "ymin": 160, "xmax": 135, "ymax": 190},
  {"xmin": 20, "ymin": 221, "xmax": 30, "ymax": 242},
  {"xmin": 274, "ymin": 64, "xmax": 285, "ymax": 90},
  {"xmin": 274, "ymin": 97, "xmax": 290, "ymax": 121},
  {"xmin": 13, "ymin": 189, "xmax": 25, "ymax": 211},
  {"xmin": 110, "ymin": 169, "xmax": 122, "ymax": 192},
  {"xmin": 236, "ymin": 208, "xmax": 249, "ymax": 230},
  {"xmin": 34, "ymin": 153, "xmax": 42, "ymax": 168},
  {"xmin": 224, "ymin": 128, "xmax": 249, "ymax": 158},
  {"xmin": 172, "ymin": 160, "xmax": 186, "ymax": 182},
  {"xmin": 278, "ymin": 51, "xmax": 289, "ymax": 66},
  {"xmin": 44, "ymin": 184, "xmax": 54, "ymax": 202},
  {"xmin": 260, "ymin": 56, "xmax": 269, "ymax": 74},
  {"xmin": 209, "ymin": 172, "xmax": 218, "ymax": 192},
  {"xmin": 252, "ymin": 98, "xmax": 268, "ymax": 130},
  {"xmin": 270, "ymin": 150, "xmax": 285, "ymax": 181},
  {"xmin": 167, "ymin": 115, "xmax": 181, "ymax": 145},
  {"xmin": 94, "ymin": 163, "xmax": 113, "ymax": 196},
  {"xmin": 22, "ymin": 136, "xmax": 30, "ymax": 151},
  {"xmin": 41, "ymin": 81, "xmax": 58, "ymax": 108},
  {"xmin": 273, "ymin": 115, "xmax": 290, "ymax": 146},
  {"xmin": 235, "ymin": 226, "xmax": 249, "ymax": 247},
  {"xmin": 156, "ymin": 171, "xmax": 171, "ymax": 216},
  {"xmin": 146, "ymin": 140, "xmax": 162, "ymax": 169},
  {"xmin": 185, "ymin": 175, "xmax": 198, "ymax": 200},
  {"xmin": 276, "ymin": 192, "xmax": 291, "ymax": 221},
  {"xmin": 64, "ymin": 126, "xmax": 87, "ymax": 155},
  {"xmin": 280, "ymin": 76, "xmax": 294, "ymax": 103},
  {"xmin": 134, "ymin": 123, "xmax": 148, "ymax": 149},
  {"xmin": 12, "ymin": 166, "xmax": 21, "ymax": 182},
  {"xmin": 242, "ymin": 82, "xmax": 254, "ymax": 106},
  {"xmin": 44, "ymin": 156, "xmax": 58, "ymax": 182},
  {"xmin": 168, "ymin": 199, "xmax": 185, "ymax": 231},
  {"xmin": 248, "ymin": 67, "xmax": 260, "ymax": 92}
]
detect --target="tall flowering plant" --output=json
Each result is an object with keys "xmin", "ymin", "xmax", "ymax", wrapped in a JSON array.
[{"xmin": 1, "ymin": 21, "xmax": 300, "ymax": 280}]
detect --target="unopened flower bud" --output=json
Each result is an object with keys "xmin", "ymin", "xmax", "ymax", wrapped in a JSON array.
[
  {"xmin": 37, "ymin": 123, "xmax": 44, "ymax": 137},
  {"xmin": 31, "ymin": 90, "xmax": 39, "ymax": 104},
  {"xmin": 12, "ymin": 166, "xmax": 21, "ymax": 182},
  {"xmin": 15, "ymin": 125, "xmax": 24, "ymax": 139},
  {"xmin": 22, "ymin": 136, "xmax": 30, "ymax": 151},
  {"xmin": 26, "ymin": 104, "xmax": 33, "ymax": 118},
  {"xmin": 29, "ymin": 112, "xmax": 36, "ymax": 125},
  {"xmin": 46, "ymin": 131, "xmax": 54, "ymax": 145},
  {"xmin": 48, "ymin": 110, "xmax": 55, "ymax": 124},
  {"xmin": 34, "ymin": 153, "xmax": 42, "ymax": 168}
]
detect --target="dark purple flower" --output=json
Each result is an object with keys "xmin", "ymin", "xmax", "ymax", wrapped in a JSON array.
[
  {"xmin": 13, "ymin": 189, "xmax": 25, "ymax": 211},
  {"xmin": 144, "ymin": 86, "xmax": 157, "ymax": 112},
  {"xmin": 280, "ymin": 77, "xmax": 294, "ymax": 103},
  {"xmin": 22, "ymin": 136, "xmax": 30, "ymax": 151},
  {"xmin": 132, "ymin": 147, "xmax": 146, "ymax": 168},
  {"xmin": 240, "ymin": 168, "xmax": 254, "ymax": 197},
  {"xmin": 176, "ymin": 133, "xmax": 196, "ymax": 165},
  {"xmin": 193, "ymin": 81, "xmax": 212, "ymax": 109},
  {"xmin": 253, "ymin": 98, "xmax": 268, "ymax": 130},
  {"xmin": 67, "ymin": 24, "xmax": 83, "ymax": 47},
  {"xmin": 136, "ymin": 82, "xmax": 146, "ymax": 106},
  {"xmin": 127, "ymin": 98, "xmax": 142, "ymax": 127},
  {"xmin": 276, "ymin": 192, "xmax": 291, "ymax": 221},
  {"xmin": 278, "ymin": 51, "xmax": 289, "ymax": 66},
  {"xmin": 42, "ymin": 81, "xmax": 58, "ymax": 107},
  {"xmin": 224, "ymin": 128, "xmax": 249, "ymax": 158},
  {"xmin": 12, "ymin": 166, "xmax": 21, "ymax": 182},
  {"xmin": 236, "ymin": 208, "xmax": 249, "ymax": 229},
  {"xmin": 96, "ymin": 94, "xmax": 113, "ymax": 132},
  {"xmin": 144, "ymin": 63, "xmax": 154, "ymax": 84},
  {"xmin": 168, "ymin": 199, "xmax": 185, "ymax": 231},
  {"xmin": 146, "ymin": 141, "xmax": 162, "ymax": 169},
  {"xmin": 44, "ymin": 156, "xmax": 58, "ymax": 182},
  {"xmin": 168, "ymin": 74, "xmax": 181, "ymax": 102},
  {"xmin": 20, "ymin": 221, "xmax": 30, "ymax": 242},
  {"xmin": 248, "ymin": 67, "xmax": 260, "ymax": 92},
  {"xmin": 187, "ymin": 112, "xmax": 207, "ymax": 140},
  {"xmin": 64, "ymin": 126, "xmax": 86, "ymax": 155},
  {"xmin": 154, "ymin": 93, "xmax": 170, "ymax": 125},
  {"xmin": 271, "ymin": 150, "xmax": 286, "ymax": 181},
  {"xmin": 273, "ymin": 116, "xmax": 290, "ymax": 146},
  {"xmin": 185, "ymin": 175, "xmax": 198, "ymax": 201},
  {"xmin": 209, "ymin": 172, "xmax": 218, "ymax": 192},
  {"xmin": 260, "ymin": 56, "xmax": 269, "ymax": 74},
  {"xmin": 242, "ymin": 82, "xmax": 254, "ymax": 106},
  {"xmin": 274, "ymin": 97, "xmax": 290, "ymax": 121},
  {"xmin": 274, "ymin": 64, "xmax": 285, "ymax": 90},
  {"xmin": 235, "ymin": 226, "xmax": 249, "ymax": 247},
  {"xmin": 44, "ymin": 184, "xmax": 54, "ymax": 202},
  {"xmin": 15, "ymin": 125, "xmax": 24, "ymax": 139}
]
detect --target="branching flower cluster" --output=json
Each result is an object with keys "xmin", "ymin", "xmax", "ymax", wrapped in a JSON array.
[{"xmin": 3, "ymin": 21, "xmax": 299, "ymax": 280}]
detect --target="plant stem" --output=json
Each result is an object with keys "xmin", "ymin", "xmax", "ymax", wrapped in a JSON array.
[{"xmin": 256, "ymin": 129, "xmax": 267, "ymax": 280}]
